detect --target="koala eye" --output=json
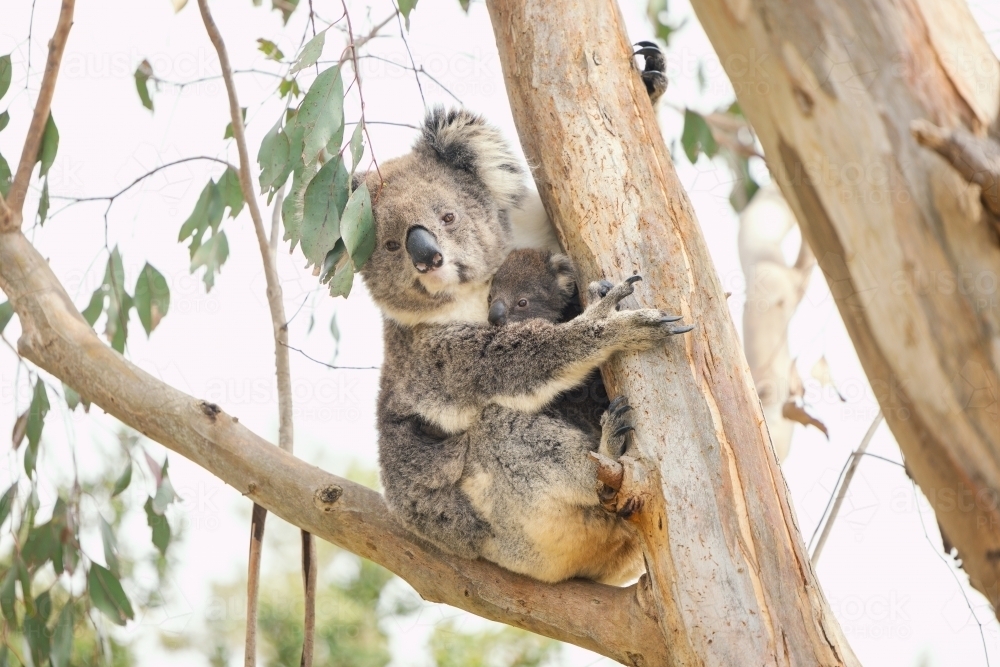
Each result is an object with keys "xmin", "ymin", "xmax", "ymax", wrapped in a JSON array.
[
  {"xmin": 441, "ymin": 212, "xmax": 455, "ymax": 225},
  {"xmin": 517, "ymin": 299, "xmax": 528, "ymax": 308},
  {"xmin": 385, "ymin": 240, "xmax": 401, "ymax": 252}
]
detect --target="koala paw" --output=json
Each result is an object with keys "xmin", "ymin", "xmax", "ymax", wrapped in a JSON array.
[
  {"xmin": 612, "ymin": 308, "xmax": 693, "ymax": 350},
  {"xmin": 634, "ymin": 41, "xmax": 668, "ymax": 105},
  {"xmin": 600, "ymin": 396, "xmax": 634, "ymax": 459},
  {"xmin": 585, "ymin": 275, "xmax": 642, "ymax": 318}
]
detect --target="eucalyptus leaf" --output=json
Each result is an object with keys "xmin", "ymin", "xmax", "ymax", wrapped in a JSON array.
[
  {"xmin": 320, "ymin": 240, "xmax": 354, "ymax": 298},
  {"xmin": 341, "ymin": 182, "xmax": 375, "ymax": 270},
  {"xmin": 0, "ymin": 485, "xmax": 16, "ymax": 529},
  {"xmin": 24, "ymin": 379, "xmax": 49, "ymax": 477},
  {"xmin": 398, "ymin": 0, "xmax": 418, "ymax": 28},
  {"xmin": 217, "ymin": 166, "xmax": 245, "ymax": 218},
  {"xmin": 223, "ymin": 107, "xmax": 247, "ymax": 139},
  {"xmin": 0, "ymin": 300, "xmax": 13, "ymax": 334},
  {"xmin": 190, "ymin": 230, "xmax": 230, "ymax": 291},
  {"xmin": 51, "ymin": 605, "xmax": 74, "ymax": 667},
  {"xmin": 301, "ymin": 157, "xmax": 349, "ymax": 266},
  {"xmin": 0, "ymin": 111, "xmax": 9, "ymax": 132},
  {"xmin": 100, "ymin": 517, "xmax": 121, "ymax": 577},
  {"xmin": 145, "ymin": 497, "xmax": 171, "ymax": 556},
  {"xmin": 37, "ymin": 177, "xmax": 49, "ymax": 224},
  {"xmin": 0, "ymin": 55, "xmax": 11, "ymax": 101},
  {"xmin": 87, "ymin": 563, "xmax": 134, "ymax": 626},
  {"xmin": 290, "ymin": 31, "xmax": 325, "ymax": 75},
  {"xmin": 681, "ymin": 108, "xmax": 717, "ymax": 163},
  {"xmin": 257, "ymin": 38, "xmax": 285, "ymax": 62},
  {"xmin": 81, "ymin": 287, "xmax": 104, "ymax": 327},
  {"xmin": 349, "ymin": 121, "xmax": 365, "ymax": 173},
  {"xmin": 37, "ymin": 114, "xmax": 59, "ymax": 177},
  {"xmin": 0, "ymin": 564, "xmax": 16, "ymax": 624},
  {"xmin": 296, "ymin": 65, "xmax": 343, "ymax": 164},
  {"xmin": 134, "ymin": 262, "xmax": 170, "ymax": 335},
  {"xmin": 0, "ymin": 153, "xmax": 9, "ymax": 198},
  {"xmin": 134, "ymin": 61, "xmax": 154, "ymax": 111},
  {"xmin": 112, "ymin": 461, "xmax": 132, "ymax": 497}
]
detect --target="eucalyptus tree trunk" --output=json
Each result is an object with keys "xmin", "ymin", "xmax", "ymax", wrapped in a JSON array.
[
  {"xmin": 690, "ymin": 0, "xmax": 1000, "ymax": 614},
  {"xmin": 487, "ymin": 1, "xmax": 859, "ymax": 664}
]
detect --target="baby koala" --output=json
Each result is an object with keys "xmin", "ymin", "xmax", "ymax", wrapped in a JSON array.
[{"xmin": 487, "ymin": 248, "xmax": 611, "ymax": 432}]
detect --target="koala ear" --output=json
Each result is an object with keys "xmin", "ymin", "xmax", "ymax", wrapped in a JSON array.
[
  {"xmin": 547, "ymin": 253, "xmax": 577, "ymax": 299},
  {"xmin": 418, "ymin": 107, "xmax": 526, "ymax": 210}
]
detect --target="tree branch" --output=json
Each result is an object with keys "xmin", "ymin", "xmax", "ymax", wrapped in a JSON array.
[
  {"xmin": 1, "ymin": 0, "xmax": 75, "ymax": 231},
  {"xmin": 195, "ymin": 2, "xmax": 299, "ymax": 664},
  {"xmin": 911, "ymin": 119, "xmax": 1000, "ymax": 217},
  {"xmin": 0, "ymin": 228, "xmax": 669, "ymax": 666}
]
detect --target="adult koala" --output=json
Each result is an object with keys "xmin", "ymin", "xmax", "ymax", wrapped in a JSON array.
[{"xmin": 356, "ymin": 108, "xmax": 688, "ymax": 584}]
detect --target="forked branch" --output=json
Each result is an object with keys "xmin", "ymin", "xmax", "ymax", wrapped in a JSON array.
[{"xmin": 911, "ymin": 119, "xmax": 1000, "ymax": 217}]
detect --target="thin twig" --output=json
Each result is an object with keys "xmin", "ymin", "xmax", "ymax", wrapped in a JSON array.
[
  {"xmin": 2, "ymin": 0, "xmax": 76, "ymax": 231},
  {"xmin": 195, "ymin": 4, "xmax": 297, "ymax": 667},
  {"xmin": 337, "ymin": 11, "xmax": 399, "ymax": 66},
  {"xmin": 390, "ymin": 2, "xmax": 426, "ymax": 109},
  {"xmin": 152, "ymin": 68, "xmax": 283, "ymax": 90},
  {"xmin": 352, "ymin": 54, "xmax": 463, "ymax": 104},
  {"xmin": 282, "ymin": 342, "xmax": 380, "ymax": 370},
  {"xmin": 811, "ymin": 411, "xmax": 883, "ymax": 565}
]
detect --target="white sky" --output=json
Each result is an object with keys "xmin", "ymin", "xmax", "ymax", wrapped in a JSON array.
[{"xmin": 2, "ymin": 0, "xmax": 1000, "ymax": 665}]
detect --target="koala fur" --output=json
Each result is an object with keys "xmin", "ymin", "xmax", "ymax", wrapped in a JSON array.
[
  {"xmin": 357, "ymin": 108, "xmax": 687, "ymax": 584},
  {"xmin": 488, "ymin": 248, "xmax": 610, "ymax": 432}
]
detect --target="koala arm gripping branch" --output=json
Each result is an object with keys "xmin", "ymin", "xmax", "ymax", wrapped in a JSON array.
[{"xmin": 403, "ymin": 278, "xmax": 689, "ymax": 420}]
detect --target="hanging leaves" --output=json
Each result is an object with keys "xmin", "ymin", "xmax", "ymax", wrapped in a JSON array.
[
  {"xmin": 144, "ymin": 498, "xmax": 172, "ymax": 556},
  {"xmin": 135, "ymin": 60, "xmax": 154, "ymax": 111},
  {"xmin": 272, "ymin": 0, "xmax": 300, "ymax": 24},
  {"xmin": 37, "ymin": 113, "xmax": 59, "ymax": 177},
  {"xmin": 0, "ymin": 110, "xmax": 8, "ymax": 132},
  {"xmin": 0, "ymin": 54, "xmax": 11, "ymax": 101},
  {"xmin": 134, "ymin": 263, "xmax": 171, "ymax": 335},
  {"xmin": 680, "ymin": 108, "xmax": 717, "ymax": 163},
  {"xmin": 289, "ymin": 31, "xmax": 325, "ymax": 75},
  {"xmin": 178, "ymin": 175, "xmax": 241, "ymax": 290},
  {"xmin": 0, "ymin": 484, "xmax": 16, "ymax": 529},
  {"xmin": 87, "ymin": 563, "xmax": 134, "ymax": 626},
  {"xmin": 301, "ymin": 157, "xmax": 349, "ymax": 267},
  {"xmin": 320, "ymin": 239, "xmax": 354, "ymax": 298},
  {"xmin": 398, "ymin": 0, "xmax": 419, "ymax": 29},
  {"xmin": 50, "ymin": 605, "xmax": 74, "ymax": 667},
  {"xmin": 112, "ymin": 460, "xmax": 133, "ymax": 497},
  {"xmin": 223, "ymin": 107, "xmax": 248, "ymax": 139},
  {"xmin": 257, "ymin": 38, "xmax": 285, "ymax": 62},
  {"xmin": 24, "ymin": 378, "xmax": 50, "ymax": 477},
  {"xmin": 341, "ymin": 182, "xmax": 375, "ymax": 270},
  {"xmin": 0, "ymin": 300, "xmax": 13, "ymax": 333},
  {"xmin": 349, "ymin": 120, "xmax": 365, "ymax": 173},
  {"xmin": 296, "ymin": 65, "xmax": 344, "ymax": 164},
  {"xmin": 100, "ymin": 517, "xmax": 122, "ymax": 577},
  {"xmin": 0, "ymin": 153, "xmax": 10, "ymax": 198}
]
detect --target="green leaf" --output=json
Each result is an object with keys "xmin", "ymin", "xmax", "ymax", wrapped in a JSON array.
[
  {"xmin": 398, "ymin": 0, "xmax": 418, "ymax": 28},
  {"xmin": 34, "ymin": 591, "xmax": 52, "ymax": 622},
  {"xmin": 320, "ymin": 239, "xmax": 354, "ymax": 298},
  {"xmin": 458, "ymin": 0, "xmax": 470, "ymax": 12},
  {"xmin": 22, "ymin": 521, "xmax": 56, "ymax": 568},
  {"xmin": 37, "ymin": 113, "xmax": 59, "ymax": 177},
  {"xmin": 81, "ymin": 287, "xmax": 104, "ymax": 326},
  {"xmin": 272, "ymin": 0, "xmax": 299, "ymax": 24},
  {"xmin": 0, "ymin": 111, "xmax": 9, "ymax": 132},
  {"xmin": 24, "ymin": 379, "xmax": 49, "ymax": 477},
  {"xmin": 0, "ymin": 54, "xmax": 11, "ymax": 102},
  {"xmin": 278, "ymin": 77, "xmax": 301, "ymax": 100},
  {"xmin": 0, "ymin": 152, "xmax": 11, "ymax": 198},
  {"xmin": 179, "ymin": 180, "xmax": 224, "ymax": 260},
  {"xmin": 0, "ymin": 564, "xmax": 16, "ymax": 625},
  {"xmin": 16, "ymin": 557, "xmax": 32, "ymax": 617},
  {"xmin": 24, "ymin": 619, "xmax": 50, "ymax": 665},
  {"xmin": 112, "ymin": 461, "xmax": 132, "ymax": 497},
  {"xmin": 0, "ymin": 300, "xmax": 13, "ymax": 334},
  {"xmin": 680, "ymin": 108, "xmax": 717, "ymax": 163},
  {"xmin": 329, "ymin": 312, "xmax": 340, "ymax": 342},
  {"xmin": 297, "ymin": 65, "xmax": 343, "ymax": 164},
  {"xmin": 223, "ymin": 107, "xmax": 247, "ymax": 139},
  {"xmin": 257, "ymin": 38, "xmax": 285, "ymax": 62},
  {"xmin": 0, "ymin": 485, "xmax": 15, "ymax": 528},
  {"xmin": 217, "ymin": 166, "xmax": 245, "ymax": 218},
  {"xmin": 51, "ymin": 605, "xmax": 74, "ymax": 667},
  {"xmin": 152, "ymin": 469, "xmax": 177, "ymax": 514},
  {"xmin": 349, "ymin": 121, "xmax": 365, "ymax": 173},
  {"xmin": 301, "ymin": 157, "xmax": 349, "ymax": 266},
  {"xmin": 190, "ymin": 230, "xmax": 229, "ymax": 291},
  {"xmin": 103, "ymin": 247, "xmax": 133, "ymax": 353},
  {"xmin": 135, "ymin": 61, "xmax": 154, "ymax": 111},
  {"xmin": 290, "ymin": 31, "xmax": 325, "ymax": 75},
  {"xmin": 87, "ymin": 563, "xmax": 134, "ymax": 625},
  {"xmin": 37, "ymin": 177, "xmax": 49, "ymax": 224},
  {"xmin": 281, "ymin": 163, "xmax": 310, "ymax": 251},
  {"xmin": 134, "ymin": 263, "xmax": 170, "ymax": 335},
  {"xmin": 341, "ymin": 182, "xmax": 375, "ymax": 270},
  {"xmin": 100, "ymin": 517, "xmax": 121, "ymax": 577},
  {"xmin": 144, "ymin": 497, "xmax": 172, "ymax": 556}
]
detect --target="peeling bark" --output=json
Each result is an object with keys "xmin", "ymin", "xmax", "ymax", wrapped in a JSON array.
[
  {"xmin": 488, "ymin": 0, "xmax": 858, "ymax": 663},
  {"xmin": 691, "ymin": 0, "xmax": 1000, "ymax": 614}
]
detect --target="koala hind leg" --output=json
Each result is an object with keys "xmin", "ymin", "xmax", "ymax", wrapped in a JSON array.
[{"xmin": 599, "ymin": 396, "xmax": 634, "ymax": 459}]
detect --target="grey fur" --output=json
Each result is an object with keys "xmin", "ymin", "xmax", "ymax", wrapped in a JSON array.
[{"xmin": 358, "ymin": 109, "xmax": 688, "ymax": 584}]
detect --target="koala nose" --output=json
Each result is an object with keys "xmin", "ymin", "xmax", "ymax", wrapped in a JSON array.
[
  {"xmin": 488, "ymin": 300, "xmax": 507, "ymax": 326},
  {"xmin": 406, "ymin": 227, "xmax": 444, "ymax": 273}
]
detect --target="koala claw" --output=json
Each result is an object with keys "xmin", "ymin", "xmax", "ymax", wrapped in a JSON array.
[
  {"xmin": 600, "ymin": 396, "xmax": 635, "ymax": 459},
  {"xmin": 625, "ymin": 275, "xmax": 643, "ymax": 286},
  {"xmin": 633, "ymin": 41, "xmax": 668, "ymax": 105},
  {"xmin": 617, "ymin": 496, "xmax": 644, "ymax": 520},
  {"xmin": 669, "ymin": 324, "xmax": 695, "ymax": 335},
  {"xmin": 659, "ymin": 314, "xmax": 683, "ymax": 323}
]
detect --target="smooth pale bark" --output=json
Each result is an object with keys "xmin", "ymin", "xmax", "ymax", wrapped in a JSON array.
[
  {"xmin": 487, "ymin": 1, "xmax": 858, "ymax": 664},
  {"xmin": 690, "ymin": 0, "xmax": 1000, "ymax": 611}
]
